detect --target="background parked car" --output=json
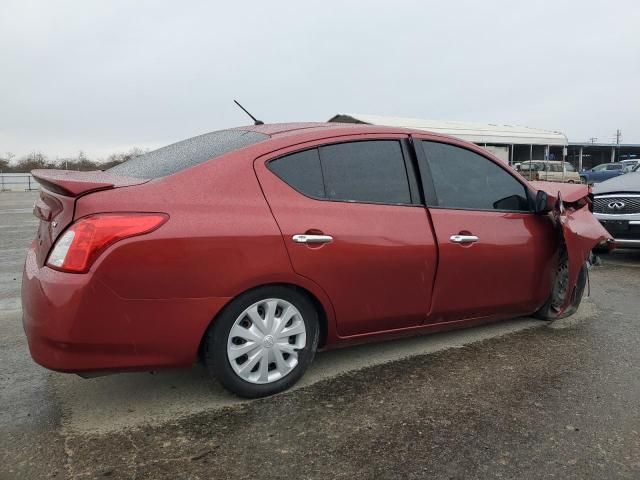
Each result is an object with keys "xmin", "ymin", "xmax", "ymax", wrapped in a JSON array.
[
  {"xmin": 580, "ymin": 162, "xmax": 625, "ymax": 185},
  {"xmin": 518, "ymin": 160, "xmax": 580, "ymax": 183},
  {"xmin": 593, "ymin": 170, "xmax": 640, "ymax": 249},
  {"xmin": 621, "ymin": 159, "xmax": 640, "ymax": 173}
]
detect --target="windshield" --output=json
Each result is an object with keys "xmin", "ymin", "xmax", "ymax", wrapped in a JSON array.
[{"xmin": 520, "ymin": 162, "xmax": 542, "ymax": 171}]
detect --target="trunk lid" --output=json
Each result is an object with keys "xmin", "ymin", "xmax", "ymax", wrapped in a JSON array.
[{"xmin": 30, "ymin": 169, "xmax": 148, "ymax": 266}]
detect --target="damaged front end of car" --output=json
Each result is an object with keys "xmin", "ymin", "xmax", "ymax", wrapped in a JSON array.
[{"xmin": 531, "ymin": 181, "xmax": 614, "ymax": 317}]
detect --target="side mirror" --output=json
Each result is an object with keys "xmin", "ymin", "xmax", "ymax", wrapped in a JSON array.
[{"xmin": 534, "ymin": 190, "xmax": 550, "ymax": 214}]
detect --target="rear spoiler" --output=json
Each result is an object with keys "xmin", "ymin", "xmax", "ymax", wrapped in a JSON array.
[{"xmin": 31, "ymin": 169, "xmax": 148, "ymax": 197}]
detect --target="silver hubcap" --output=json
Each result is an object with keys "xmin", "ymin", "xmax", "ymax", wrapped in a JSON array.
[{"xmin": 227, "ymin": 298, "xmax": 306, "ymax": 384}]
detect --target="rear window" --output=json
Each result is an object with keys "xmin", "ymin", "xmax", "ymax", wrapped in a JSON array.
[{"xmin": 108, "ymin": 129, "xmax": 268, "ymax": 179}]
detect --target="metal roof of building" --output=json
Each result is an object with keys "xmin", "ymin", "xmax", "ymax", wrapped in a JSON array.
[
  {"xmin": 568, "ymin": 141, "xmax": 640, "ymax": 148},
  {"xmin": 328, "ymin": 113, "xmax": 568, "ymax": 146}
]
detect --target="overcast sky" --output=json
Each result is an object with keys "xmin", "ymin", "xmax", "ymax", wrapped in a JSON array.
[{"xmin": 1, "ymin": 0, "xmax": 639, "ymax": 159}]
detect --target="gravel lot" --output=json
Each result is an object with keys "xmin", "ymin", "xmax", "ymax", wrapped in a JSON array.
[{"xmin": 1, "ymin": 191, "xmax": 639, "ymax": 479}]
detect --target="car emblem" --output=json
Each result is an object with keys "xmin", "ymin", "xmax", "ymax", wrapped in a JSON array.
[{"xmin": 607, "ymin": 201, "xmax": 625, "ymax": 210}]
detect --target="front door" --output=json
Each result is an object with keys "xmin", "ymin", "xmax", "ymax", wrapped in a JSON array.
[
  {"xmin": 255, "ymin": 136, "xmax": 437, "ymax": 337},
  {"xmin": 415, "ymin": 138, "xmax": 558, "ymax": 323}
]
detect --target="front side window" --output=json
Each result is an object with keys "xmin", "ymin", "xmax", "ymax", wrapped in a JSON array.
[
  {"xmin": 268, "ymin": 140, "xmax": 413, "ymax": 205},
  {"xmin": 421, "ymin": 141, "xmax": 529, "ymax": 212},
  {"xmin": 607, "ymin": 164, "xmax": 623, "ymax": 170}
]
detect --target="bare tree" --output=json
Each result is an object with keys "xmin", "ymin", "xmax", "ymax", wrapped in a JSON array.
[{"xmin": 15, "ymin": 151, "xmax": 51, "ymax": 172}]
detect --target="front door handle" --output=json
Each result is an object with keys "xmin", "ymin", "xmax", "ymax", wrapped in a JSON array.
[
  {"xmin": 450, "ymin": 234, "xmax": 479, "ymax": 244},
  {"xmin": 292, "ymin": 234, "xmax": 333, "ymax": 244}
]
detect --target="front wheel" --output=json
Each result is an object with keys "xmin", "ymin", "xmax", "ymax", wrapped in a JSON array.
[
  {"xmin": 203, "ymin": 286, "xmax": 319, "ymax": 398},
  {"xmin": 535, "ymin": 251, "xmax": 588, "ymax": 321}
]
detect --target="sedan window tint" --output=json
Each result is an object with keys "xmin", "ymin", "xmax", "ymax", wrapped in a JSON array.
[
  {"xmin": 421, "ymin": 141, "xmax": 529, "ymax": 211},
  {"xmin": 109, "ymin": 129, "xmax": 268, "ymax": 179},
  {"xmin": 319, "ymin": 141, "xmax": 411, "ymax": 204},
  {"xmin": 268, "ymin": 148, "xmax": 326, "ymax": 198}
]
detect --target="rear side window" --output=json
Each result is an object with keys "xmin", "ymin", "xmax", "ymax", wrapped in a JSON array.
[
  {"xmin": 109, "ymin": 129, "xmax": 268, "ymax": 179},
  {"xmin": 607, "ymin": 164, "xmax": 623, "ymax": 170},
  {"xmin": 268, "ymin": 140, "xmax": 413, "ymax": 205},
  {"xmin": 421, "ymin": 141, "xmax": 529, "ymax": 211},
  {"xmin": 268, "ymin": 149, "xmax": 325, "ymax": 198}
]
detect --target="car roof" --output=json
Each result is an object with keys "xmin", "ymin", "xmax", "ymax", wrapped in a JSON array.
[{"xmin": 238, "ymin": 122, "xmax": 453, "ymax": 140}]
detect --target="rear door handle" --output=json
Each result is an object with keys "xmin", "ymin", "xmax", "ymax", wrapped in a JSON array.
[
  {"xmin": 292, "ymin": 234, "xmax": 333, "ymax": 244},
  {"xmin": 450, "ymin": 235, "xmax": 479, "ymax": 244}
]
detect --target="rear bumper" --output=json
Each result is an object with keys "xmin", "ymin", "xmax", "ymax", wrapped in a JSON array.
[{"xmin": 21, "ymin": 247, "xmax": 230, "ymax": 373}]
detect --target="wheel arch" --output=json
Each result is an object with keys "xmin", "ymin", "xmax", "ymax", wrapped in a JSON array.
[{"xmin": 197, "ymin": 280, "xmax": 334, "ymax": 362}]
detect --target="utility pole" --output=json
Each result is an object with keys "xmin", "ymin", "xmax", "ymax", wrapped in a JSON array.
[
  {"xmin": 615, "ymin": 129, "xmax": 622, "ymax": 162},
  {"xmin": 589, "ymin": 137, "xmax": 598, "ymax": 144}
]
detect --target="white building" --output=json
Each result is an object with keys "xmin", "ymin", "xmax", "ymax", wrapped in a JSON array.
[{"xmin": 328, "ymin": 113, "xmax": 568, "ymax": 165}]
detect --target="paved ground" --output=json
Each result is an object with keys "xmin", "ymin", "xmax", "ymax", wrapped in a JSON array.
[{"xmin": 1, "ymin": 191, "xmax": 639, "ymax": 479}]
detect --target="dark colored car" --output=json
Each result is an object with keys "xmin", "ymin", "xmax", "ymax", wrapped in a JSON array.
[
  {"xmin": 22, "ymin": 123, "xmax": 610, "ymax": 398},
  {"xmin": 580, "ymin": 162, "xmax": 625, "ymax": 185},
  {"xmin": 593, "ymin": 171, "xmax": 640, "ymax": 248}
]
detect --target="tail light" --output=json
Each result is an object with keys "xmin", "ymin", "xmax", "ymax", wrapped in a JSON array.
[{"xmin": 47, "ymin": 213, "xmax": 168, "ymax": 273}]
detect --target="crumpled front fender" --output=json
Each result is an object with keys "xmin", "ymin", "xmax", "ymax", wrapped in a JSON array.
[{"xmin": 531, "ymin": 181, "xmax": 613, "ymax": 316}]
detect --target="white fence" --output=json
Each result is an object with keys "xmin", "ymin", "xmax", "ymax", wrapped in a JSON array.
[{"xmin": 0, "ymin": 173, "xmax": 38, "ymax": 192}]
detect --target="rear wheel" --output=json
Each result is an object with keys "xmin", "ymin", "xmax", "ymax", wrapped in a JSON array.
[
  {"xmin": 203, "ymin": 286, "xmax": 319, "ymax": 398},
  {"xmin": 535, "ymin": 250, "xmax": 588, "ymax": 321}
]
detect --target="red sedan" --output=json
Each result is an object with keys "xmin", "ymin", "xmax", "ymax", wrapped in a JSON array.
[{"xmin": 22, "ymin": 123, "xmax": 611, "ymax": 398}]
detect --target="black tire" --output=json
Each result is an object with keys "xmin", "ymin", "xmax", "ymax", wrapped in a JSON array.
[
  {"xmin": 203, "ymin": 286, "xmax": 319, "ymax": 398},
  {"xmin": 535, "ymin": 250, "xmax": 588, "ymax": 321}
]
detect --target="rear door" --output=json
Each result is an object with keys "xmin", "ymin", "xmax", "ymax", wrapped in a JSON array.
[
  {"xmin": 254, "ymin": 135, "xmax": 437, "ymax": 337},
  {"xmin": 414, "ymin": 138, "xmax": 558, "ymax": 322}
]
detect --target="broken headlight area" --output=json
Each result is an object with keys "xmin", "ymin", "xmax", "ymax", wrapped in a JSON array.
[{"xmin": 532, "ymin": 181, "xmax": 613, "ymax": 316}]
